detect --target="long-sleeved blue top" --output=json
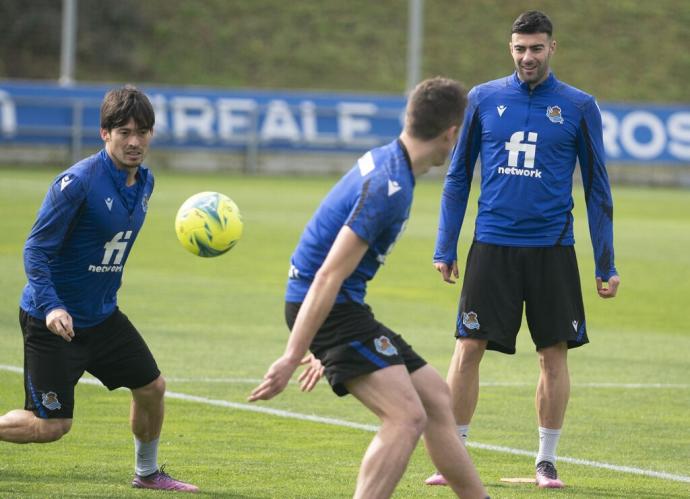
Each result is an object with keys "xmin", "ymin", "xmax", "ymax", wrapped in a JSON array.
[
  {"xmin": 435, "ymin": 72, "xmax": 616, "ymax": 280},
  {"xmin": 20, "ymin": 149, "xmax": 154, "ymax": 327}
]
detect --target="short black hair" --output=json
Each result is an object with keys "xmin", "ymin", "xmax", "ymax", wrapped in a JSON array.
[
  {"xmin": 100, "ymin": 85, "xmax": 155, "ymax": 131},
  {"xmin": 405, "ymin": 77, "xmax": 467, "ymax": 140},
  {"xmin": 511, "ymin": 10, "xmax": 553, "ymax": 37}
]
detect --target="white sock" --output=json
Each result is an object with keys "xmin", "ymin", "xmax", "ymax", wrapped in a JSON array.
[
  {"xmin": 536, "ymin": 427, "xmax": 561, "ymax": 465},
  {"xmin": 135, "ymin": 437, "xmax": 159, "ymax": 477},
  {"xmin": 456, "ymin": 424, "xmax": 470, "ymax": 443}
]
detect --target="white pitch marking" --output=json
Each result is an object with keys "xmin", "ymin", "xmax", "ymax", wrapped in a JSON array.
[{"xmin": 1, "ymin": 364, "xmax": 689, "ymax": 484}]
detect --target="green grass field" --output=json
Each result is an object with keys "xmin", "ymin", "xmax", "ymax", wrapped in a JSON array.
[{"xmin": 0, "ymin": 167, "xmax": 688, "ymax": 498}]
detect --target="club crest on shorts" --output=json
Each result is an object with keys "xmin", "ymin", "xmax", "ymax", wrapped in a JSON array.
[
  {"xmin": 374, "ymin": 336, "xmax": 398, "ymax": 356},
  {"xmin": 546, "ymin": 105, "xmax": 564, "ymax": 124},
  {"xmin": 41, "ymin": 391, "xmax": 62, "ymax": 411},
  {"xmin": 462, "ymin": 311, "xmax": 480, "ymax": 330}
]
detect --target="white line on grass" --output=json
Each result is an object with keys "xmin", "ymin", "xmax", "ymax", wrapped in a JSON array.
[
  {"xmin": 160, "ymin": 376, "xmax": 690, "ymax": 389},
  {"xmin": 1, "ymin": 364, "xmax": 689, "ymax": 484}
]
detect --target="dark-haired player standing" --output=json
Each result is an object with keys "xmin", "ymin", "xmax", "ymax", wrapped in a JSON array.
[
  {"xmin": 0, "ymin": 86, "xmax": 198, "ymax": 492},
  {"xmin": 426, "ymin": 11, "xmax": 620, "ymax": 489}
]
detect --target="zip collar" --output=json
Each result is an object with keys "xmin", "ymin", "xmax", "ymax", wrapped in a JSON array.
[{"xmin": 511, "ymin": 71, "xmax": 558, "ymax": 93}]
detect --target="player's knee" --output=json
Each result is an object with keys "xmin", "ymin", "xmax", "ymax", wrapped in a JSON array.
[
  {"xmin": 36, "ymin": 418, "xmax": 71, "ymax": 442},
  {"xmin": 137, "ymin": 375, "xmax": 166, "ymax": 400},
  {"xmin": 395, "ymin": 405, "xmax": 428, "ymax": 439},
  {"xmin": 456, "ymin": 339, "xmax": 486, "ymax": 366}
]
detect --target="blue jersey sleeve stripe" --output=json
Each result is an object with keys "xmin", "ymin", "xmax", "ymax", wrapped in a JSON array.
[
  {"xmin": 464, "ymin": 109, "xmax": 480, "ymax": 185},
  {"xmin": 346, "ymin": 178, "xmax": 371, "ymax": 227},
  {"xmin": 579, "ymin": 117, "xmax": 595, "ymax": 203}
]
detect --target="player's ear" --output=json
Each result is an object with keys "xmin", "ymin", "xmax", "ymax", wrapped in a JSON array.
[
  {"xmin": 100, "ymin": 128, "xmax": 110, "ymax": 142},
  {"xmin": 445, "ymin": 125, "xmax": 460, "ymax": 143}
]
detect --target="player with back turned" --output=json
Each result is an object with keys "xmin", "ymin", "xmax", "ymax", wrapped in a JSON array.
[
  {"xmin": 250, "ymin": 77, "xmax": 490, "ymax": 499},
  {"xmin": 425, "ymin": 10, "xmax": 620, "ymax": 489}
]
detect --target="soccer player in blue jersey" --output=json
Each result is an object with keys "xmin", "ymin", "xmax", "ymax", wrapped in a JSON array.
[
  {"xmin": 249, "ymin": 77, "xmax": 489, "ymax": 499},
  {"xmin": 425, "ymin": 11, "xmax": 621, "ymax": 489},
  {"xmin": 0, "ymin": 86, "xmax": 198, "ymax": 493}
]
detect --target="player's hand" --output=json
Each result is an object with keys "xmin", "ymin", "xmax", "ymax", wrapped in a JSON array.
[
  {"xmin": 297, "ymin": 353, "xmax": 324, "ymax": 392},
  {"xmin": 596, "ymin": 275, "xmax": 620, "ymax": 298},
  {"xmin": 434, "ymin": 261, "xmax": 459, "ymax": 284},
  {"xmin": 46, "ymin": 308, "xmax": 75, "ymax": 342},
  {"xmin": 248, "ymin": 355, "xmax": 300, "ymax": 402}
]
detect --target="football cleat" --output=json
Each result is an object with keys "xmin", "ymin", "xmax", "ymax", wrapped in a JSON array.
[
  {"xmin": 132, "ymin": 465, "xmax": 199, "ymax": 493},
  {"xmin": 535, "ymin": 460, "xmax": 565, "ymax": 488},
  {"xmin": 424, "ymin": 471, "xmax": 448, "ymax": 486}
]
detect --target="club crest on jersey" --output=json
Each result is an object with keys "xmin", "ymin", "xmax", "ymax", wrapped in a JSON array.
[
  {"xmin": 462, "ymin": 311, "xmax": 480, "ymax": 330},
  {"xmin": 41, "ymin": 391, "xmax": 62, "ymax": 411},
  {"xmin": 546, "ymin": 105, "xmax": 564, "ymax": 124},
  {"xmin": 105, "ymin": 197, "xmax": 113, "ymax": 211},
  {"xmin": 374, "ymin": 336, "xmax": 398, "ymax": 356}
]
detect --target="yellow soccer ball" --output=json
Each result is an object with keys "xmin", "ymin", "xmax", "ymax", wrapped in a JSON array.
[{"xmin": 175, "ymin": 191, "xmax": 243, "ymax": 257}]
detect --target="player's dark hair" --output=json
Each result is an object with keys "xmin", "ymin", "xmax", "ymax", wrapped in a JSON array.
[
  {"xmin": 511, "ymin": 10, "xmax": 553, "ymax": 37},
  {"xmin": 406, "ymin": 77, "xmax": 466, "ymax": 140},
  {"xmin": 100, "ymin": 85, "xmax": 155, "ymax": 131}
]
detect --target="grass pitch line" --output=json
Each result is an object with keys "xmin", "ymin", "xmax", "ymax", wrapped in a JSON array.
[
  {"xmin": 162, "ymin": 376, "xmax": 690, "ymax": 390},
  {"xmin": 2, "ymin": 364, "xmax": 689, "ymax": 484}
]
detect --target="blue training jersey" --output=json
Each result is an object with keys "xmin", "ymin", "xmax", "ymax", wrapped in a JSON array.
[
  {"xmin": 20, "ymin": 149, "xmax": 154, "ymax": 327},
  {"xmin": 286, "ymin": 139, "xmax": 414, "ymax": 304},
  {"xmin": 435, "ymin": 72, "xmax": 617, "ymax": 280}
]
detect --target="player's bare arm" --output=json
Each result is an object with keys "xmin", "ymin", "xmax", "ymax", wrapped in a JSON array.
[{"xmin": 249, "ymin": 226, "xmax": 369, "ymax": 402}]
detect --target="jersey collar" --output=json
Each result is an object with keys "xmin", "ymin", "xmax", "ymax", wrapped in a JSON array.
[
  {"xmin": 396, "ymin": 138, "xmax": 415, "ymax": 185},
  {"xmin": 511, "ymin": 71, "xmax": 558, "ymax": 93}
]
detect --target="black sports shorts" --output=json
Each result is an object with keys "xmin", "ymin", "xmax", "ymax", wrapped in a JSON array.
[
  {"xmin": 455, "ymin": 241, "xmax": 588, "ymax": 354},
  {"xmin": 20, "ymin": 307, "xmax": 160, "ymax": 419},
  {"xmin": 285, "ymin": 302, "xmax": 427, "ymax": 396}
]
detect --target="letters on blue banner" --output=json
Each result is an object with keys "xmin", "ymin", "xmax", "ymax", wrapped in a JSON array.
[{"xmin": 0, "ymin": 81, "xmax": 688, "ymax": 163}]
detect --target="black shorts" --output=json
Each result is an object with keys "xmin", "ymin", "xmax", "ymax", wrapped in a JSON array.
[
  {"xmin": 456, "ymin": 242, "xmax": 588, "ymax": 354},
  {"xmin": 20, "ymin": 308, "xmax": 160, "ymax": 419},
  {"xmin": 285, "ymin": 302, "xmax": 427, "ymax": 397}
]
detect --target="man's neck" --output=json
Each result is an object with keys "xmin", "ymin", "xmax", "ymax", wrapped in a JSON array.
[{"xmin": 399, "ymin": 133, "xmax": 433, "ymax": 177}]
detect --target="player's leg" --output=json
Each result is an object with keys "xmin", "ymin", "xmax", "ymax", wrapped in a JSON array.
[
  {"xmin": 536, "ymin": 342, "xmax": 569, "ymax": 431},
  {"xmin": 345, "ymin": 365, "xmax": 427, "ymax": 499},
  {"xmin": 525, "ymin": 246, "xmax": 586, "ymax": 488},
  {"xmin": 534, "ymin": 342, "xmax": 569, "ymax": 488},
  {"xmin": 447, "ymin": 338, "xmax": 487, "ymax": 430},
  {"xmin": 131, "ymin": 375, "xmax": 166, "ymax": 467},
  {"xmin": 0, "ymin": 410, "xmax": 71, "ymax": 443},
  {"xmin": 427, "ymin": 243, "xmax": 523, "ymax": 486},
  {"xmin": 87, "ymin": 309, "xmax": 197, "ymax": 492},
  {"xmin": 412, "ymin": 364, "xmax": 488, "ymax": 498},
  {"xmin": 0, "ymin": 309, "xmax": 80, "ymax": 443}
]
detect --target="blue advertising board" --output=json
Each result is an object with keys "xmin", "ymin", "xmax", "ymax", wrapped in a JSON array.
[{"xmin": 1, "ymin": 80, "xmax": 689, "ymax": 163}]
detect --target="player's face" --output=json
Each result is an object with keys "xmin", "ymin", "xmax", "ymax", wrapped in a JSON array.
[
  {"xmin": 101, "ymin": 118, "xmax": 153, "ymax": 171},
  {"xmin": 510, "ymin": 32, "xmax": 555, "ymax": 87}
]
